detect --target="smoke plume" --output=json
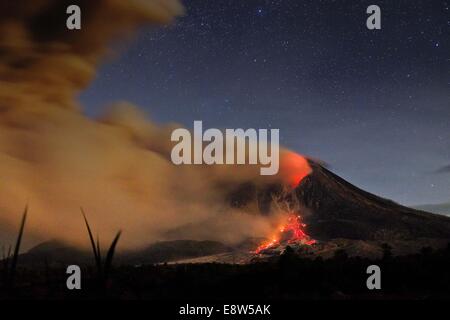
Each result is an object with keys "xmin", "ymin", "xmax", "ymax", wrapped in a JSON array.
[{"xmin": 0, "ymin": 0, "xmax": 311, "ymax": 250}]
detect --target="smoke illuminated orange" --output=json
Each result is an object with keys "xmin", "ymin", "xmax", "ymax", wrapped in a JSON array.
[{"xmin": 280, "ymin": 151, "xmax": 312, "ymax": 187}]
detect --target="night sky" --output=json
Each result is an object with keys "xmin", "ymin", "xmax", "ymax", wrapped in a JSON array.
[{"xmin": 80, "ymin": 0, "xmax": 450, "ymax": 206}]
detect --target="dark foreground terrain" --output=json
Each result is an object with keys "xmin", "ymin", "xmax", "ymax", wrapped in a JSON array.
[{"xmin": 1, "ymin": 243, "xmax": 450, "ymax": 300}]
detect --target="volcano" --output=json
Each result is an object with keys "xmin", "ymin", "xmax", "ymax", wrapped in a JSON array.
[
  {"xmin": 296, "ymin": 160, "xmax": 450, "ymax": 242},
  {"xmin": 204, "ymin": 158, "xmax": 446, "ymax": 260}
]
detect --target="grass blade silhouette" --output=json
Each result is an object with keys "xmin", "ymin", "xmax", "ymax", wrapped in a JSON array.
[
  {"xmin": 96, "ymin": 235, "xmax": 102, "ymax": 266},
  {"xmin": 81, "ymin": 208, "xmax": 101, "ymax": 272},
  {"xmin": 8, "ymin": 206, "xmax": 28, "ymax": 289},
  {"xmin": 104, "ymin": 231, "xmax": 121, "ymax": 279},
  {"xmin": 80, "ymin": 209, "xmax": 121, "ymax": 293}
]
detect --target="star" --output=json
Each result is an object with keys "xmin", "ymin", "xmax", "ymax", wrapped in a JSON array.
[
  {"xmin": 256, "ymin": 8, "xmax": 265, "ymax": 17},
  {"xmin": 80, "ymin": 0, "xmax": 450, "ymax": 206}
]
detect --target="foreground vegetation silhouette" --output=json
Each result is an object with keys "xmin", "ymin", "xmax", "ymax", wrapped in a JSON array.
[{"xmin": 1, "ymin": 243, "xmax": 450, "ymax": 299}]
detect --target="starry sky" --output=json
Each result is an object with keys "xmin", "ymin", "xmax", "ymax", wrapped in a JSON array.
[{"xmin": 80, "ymin": 0, "xmax": 450, "ymax": 206}]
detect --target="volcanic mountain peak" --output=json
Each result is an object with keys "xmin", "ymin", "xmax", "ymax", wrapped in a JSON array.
[{"xmin": 296, "ymin": 161, "xmax": 450, "ymax": 242}]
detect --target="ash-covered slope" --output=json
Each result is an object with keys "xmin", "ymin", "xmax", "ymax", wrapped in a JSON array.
[
  {"xmin": 296, "ymin": 161, "xmax": 450, "ymax": 241},
  {"xmin": 13, "ymin": 240, "xmax": 230, "ymax": 268}
]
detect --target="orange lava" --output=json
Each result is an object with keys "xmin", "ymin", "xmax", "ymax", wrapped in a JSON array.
[
  {"xmin": 255, "ymin": 151, "xmax": 314, "ymax": 254},
  {"xmin": 255, "ymin": 214, "xmax": 316, "ymax": 254}
]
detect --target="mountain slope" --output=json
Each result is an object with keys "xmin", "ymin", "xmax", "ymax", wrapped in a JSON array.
[
  {"xmin": 14, "ymin": 240, "xmax": 230, "ymax": 267},
  {"xmin": 296, "ymin": 161, "xmax": 450, "ymax": 241},
  {"xmin": 414, "ymin": 203, "xmax": 450, "ymax": 216}
]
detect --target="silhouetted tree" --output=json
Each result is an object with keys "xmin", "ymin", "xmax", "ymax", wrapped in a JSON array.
[
  {"xmin": 420, "ymin": 246, "xmax": 433, "ymax": 257},
  {"xmin": 333, "ymin": 249, "xmax": 348, "ymax": 261}
]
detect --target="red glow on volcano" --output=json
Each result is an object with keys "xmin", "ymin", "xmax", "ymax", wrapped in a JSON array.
[
  {"xmin": 280, "ymin": 151, "xmax": 312, "ymax": 187},
  {"xmin": 255, "ymin": 214, "xmax": 316, "ymax": 254},
  {"xmin": 255, "ymin": 151, "xmax": 314, "ymax": 254}
]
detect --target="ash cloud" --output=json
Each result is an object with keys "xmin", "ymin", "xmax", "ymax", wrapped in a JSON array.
[
  {"xmin": 0, "ymin": 0, "xmax": 184, "ymax": 110},
  {"xmin": 0, "ymin": 0, "xmax": 311, "ymax": 250}
]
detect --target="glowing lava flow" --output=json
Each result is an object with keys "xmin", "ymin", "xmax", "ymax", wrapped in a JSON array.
[
  {"xmin": 254, "ymin": 151, "xmax": 315, "ymax": 254},
  {"xmin": 255, "ymin": 214, "xmax": 316, "ymax": 254}
]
